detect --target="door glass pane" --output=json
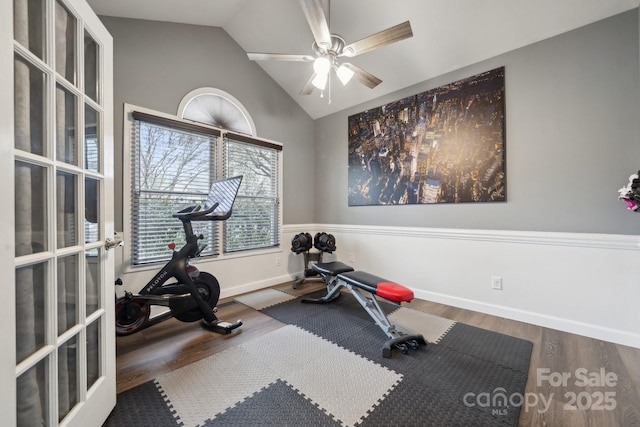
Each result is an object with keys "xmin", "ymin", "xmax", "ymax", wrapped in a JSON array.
[
  {"xmin": 57, "ymin": 255, "xmax": 78, "ymax": 334},
  {"xmin": 55, "ymin": 0, "xmax": 76, "ymax": 84},
  {"xmin": 56, "ymin": 84, "xmax": 77, "ymax": 165},
  {"xmin": 86, "ymin": 319, "xmax": 100, "ymax": 389},
  {"xmin": 15, "ymin": 262, "xmax": 47, "ymax": 363},
  {"xmin": 58, "ymin": 336, "xmax": 78, "ymax": 422},
  {"xmin": 84, "ymin": 30, "xmax": 98, "ymax": 102},
  {"xmin": 14, "ymin": 55, "xmax": 45, "ymax": 155},
  {"xmin": 85, "ymin": 177, "xmax": 99, "ymax": 242},
  {"xmin": 56, "ymin": 171, "xmax": 77, "ymax": 248},
  {"xmin": 17, "ymin": 357, "xmax": 49, "ymax": 427},
  {"xmin": 13, "ymin": 0, "xmax": 45, "ymax": 60},
  {"xmin": 15, "ymin": 161, "xmax": 47, "ymax": 256},
  {"xmin": 85, "ymin": 249, "xmax": 99, "ymax": 315},
  {"xmin": 84, "ymin": 104, "xmax": 100, "ymax": 172}
]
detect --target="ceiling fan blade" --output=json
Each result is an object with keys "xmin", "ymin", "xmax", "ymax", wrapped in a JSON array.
[
  {"xmin": 342, "ymin": 21, "xmax": 413, "ymax": 57},
  {"xmin": 247, "ymin": 52, "xmax": 314, "ymax": 62},
  {"xmin": 299, "ymin": 73, "xmax": 317, "ymax": 95},
  {"xmin": 342, "ymin": 63, "xmax": 382, "ymax": 89},
  {"xmin": 300, "ymin": 0, "xmax": 332, "ymax": 50}
]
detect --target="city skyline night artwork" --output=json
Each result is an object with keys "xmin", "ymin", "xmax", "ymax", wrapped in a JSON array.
[{"xmin": 347, "ymin": 67, "xmax": 506, "ymax": 206}]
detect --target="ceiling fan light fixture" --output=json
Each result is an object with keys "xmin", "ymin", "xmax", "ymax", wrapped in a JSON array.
[
  {"xmin": 312, "ymin": 73, "xmax": 328, "ymax": 90},
  {"xmin": 249, "ymin": 1, "xmax": 414, "ymax": 99},
  {"xmin": 336, "ymin": 64, "xmax": 354, "ymax": 85},
  {"xmin": 313, "ymin": 56, "xmax": 331, "ymax": 75}
]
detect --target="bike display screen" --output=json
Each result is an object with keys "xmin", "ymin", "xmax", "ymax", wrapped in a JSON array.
[{"xmin": 205, "ymin": 175, "xmax": 243, "ymax": 215}]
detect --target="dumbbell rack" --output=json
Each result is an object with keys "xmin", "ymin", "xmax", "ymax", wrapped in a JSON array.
[{"xmin": 292, "ymin": 250, "xmax": 325, "ymax": 289}]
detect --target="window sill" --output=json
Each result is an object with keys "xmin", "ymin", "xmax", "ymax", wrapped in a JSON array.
[{"xmin": 121, "ymin": 245, "xmax": 282, "ymax": 275}]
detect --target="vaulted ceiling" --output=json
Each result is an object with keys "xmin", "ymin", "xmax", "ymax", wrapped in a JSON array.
[{"xmin": 87, "ymin": 0, "xmax": 639, "ymax": 119}]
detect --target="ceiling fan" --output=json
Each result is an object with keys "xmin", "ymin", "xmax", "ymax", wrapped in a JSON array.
[{"xmin": 247, "ymin": 0, "xmax": 413, "ymax": 96}]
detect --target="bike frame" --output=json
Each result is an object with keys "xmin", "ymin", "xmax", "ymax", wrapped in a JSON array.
[
  {"xmin": 116, "ymin": 175, "xmax": 243, "ymax": 336},
  {"xmin": 137, "ymin": 219, "xmax": 215, "ymax": 322},
  {"xmin": 141, "ymin": 222, "xmax": 198, "ymax": 295}
]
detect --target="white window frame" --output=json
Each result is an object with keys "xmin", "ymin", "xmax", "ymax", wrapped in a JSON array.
[{"xmin": 122, "ymin": 103, "xmax": 283, "ymax": 270}]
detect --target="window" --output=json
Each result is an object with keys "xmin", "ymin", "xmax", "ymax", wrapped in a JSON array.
[
  {"xmin": 224, "ymin": 135, "xmax": 280, "ymax": 252},
  {"xmin": 128, "ymin": 108, "xmax": 281, "ymax": 265}
]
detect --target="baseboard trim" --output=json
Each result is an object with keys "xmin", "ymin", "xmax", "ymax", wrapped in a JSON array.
[
  {"xmin": 413, "ymin": 288, "xmax": 640, "ymax": 348},
  {"xmin": 221, "ymin": 274, "xmax": 295, "ymax": 299}
]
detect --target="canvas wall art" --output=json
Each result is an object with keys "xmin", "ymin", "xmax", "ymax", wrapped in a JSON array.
[{"xmin": 348, "ymin": 67, "xmax": 505, "ymax": 206}]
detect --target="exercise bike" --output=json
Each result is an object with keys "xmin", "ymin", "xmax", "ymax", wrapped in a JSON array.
[{"xmin": 115, "ymin": 176, "xmax": 244, "ymax": 336}]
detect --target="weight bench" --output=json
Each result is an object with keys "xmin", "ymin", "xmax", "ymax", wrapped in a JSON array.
[{"xmin": 303, "ymin": 261, "xmax": 427, "ymax": 358}]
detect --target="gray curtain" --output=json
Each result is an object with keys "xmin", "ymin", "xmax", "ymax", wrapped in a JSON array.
[
  {"xmin": 14, "ymin": 0, "xmax": 46, "ymax": 423},
  {"xmin": 54, "ymin": 2, "xmax": 77, "ymax": 422}
]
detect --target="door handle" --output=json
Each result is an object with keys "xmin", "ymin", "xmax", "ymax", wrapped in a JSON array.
[{"xmin": 105, "ymin": 238, "xmax": 124, "ymax": 250}]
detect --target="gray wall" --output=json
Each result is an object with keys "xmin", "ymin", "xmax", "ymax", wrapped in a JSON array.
[
  {"xmin": 100, "ymin": 17, "xmax": 316, "ymax": 230},
  {"xmin": 103, "ymin": 11, "xmax": 640, "ymax": 236},
  {"xmin": 314, "ymin": 10, "xmax": 640, "ymax": 235}
]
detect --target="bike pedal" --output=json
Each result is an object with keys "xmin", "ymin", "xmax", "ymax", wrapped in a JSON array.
[{"xmin": 208, "ymin": 319, "xmax": 242, "ymax": 334}]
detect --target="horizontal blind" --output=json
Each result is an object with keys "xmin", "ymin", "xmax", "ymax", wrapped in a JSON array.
[
  {"xmin": 132, "ymin": 110, "xmax": 221, "ymax": 138},
  {"xmin": 223, "ymin": 135, "xmax": 280, "ymax": 253},
  {"xmin": 131, "ymin": 118, "xmax": 218, "ymax": 264}
]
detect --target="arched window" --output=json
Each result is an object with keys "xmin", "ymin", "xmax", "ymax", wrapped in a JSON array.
[
  {"xmin": 125, "ymin": 90, "xmax": 281, "ymax": 265},
  {"xmin": 177, "ymin": 88, "xmax": 256, "ymax": 136}
]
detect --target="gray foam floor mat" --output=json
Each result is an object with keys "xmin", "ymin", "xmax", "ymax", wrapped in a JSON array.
[{"xmin": 106, "ymin": 289, "xmax": 532, "ymax": 427}]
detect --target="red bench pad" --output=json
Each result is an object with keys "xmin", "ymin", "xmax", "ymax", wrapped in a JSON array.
[
  {"xmin": 376, "ymin": 282, "xmax": 414, "ymax": 302},
  {"xmin": 337, "ymin": 271, "xmax": 414, "ymax": 303}
]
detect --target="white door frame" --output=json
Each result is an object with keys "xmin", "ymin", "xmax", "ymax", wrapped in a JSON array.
[
  {"xmin": 2, "ymin": 0, "xmax": 115, "ymax": 425},
  {"xmin": 0, "ymin": 0, "xmax": 17, "ymax": 419}
]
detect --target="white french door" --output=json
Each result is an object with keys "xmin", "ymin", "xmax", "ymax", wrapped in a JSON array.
[{"xmin": 2, "ymin": 0, "xmax": 115, "ymax": 425}]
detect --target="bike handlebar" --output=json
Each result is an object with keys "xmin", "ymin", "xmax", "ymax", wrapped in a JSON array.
[
  {"xmin": 173, "ymin": 202, "xmax": 232, "ymax": 221},
  {"xmin": 172, "ymin": 175, "xmax": 242, "ymax": 224}
]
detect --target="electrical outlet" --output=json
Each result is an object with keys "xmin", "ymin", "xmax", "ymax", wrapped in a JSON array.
[
  {"xmin": 492, "ymin": 276, "xmax": 502, "ymax": 290},
  {"xmin": 349, "ymin": 253, "xmax": 356, "ymax": 263},
  {"xmin": 275, "ymin": 257, "xmax": 281, "ymax": 266}
]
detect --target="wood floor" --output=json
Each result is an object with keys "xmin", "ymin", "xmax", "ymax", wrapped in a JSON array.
[{"xmin": 115, "ymin": 281, "xmax": 640, "ymax": 427}]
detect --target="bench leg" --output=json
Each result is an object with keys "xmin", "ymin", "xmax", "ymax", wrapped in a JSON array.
[
  {"xmin": 347, "ymin": 285, "xmax": 427, "ymax": 358},
  {"xmin": 383, "ymin": 334, "xmax": 427, "ymax": 358},
  {"xmin": 348, "ymin": 286, "xmax": 398, "ymax": 337},
  {"xmin": 301, "ymin": 275, "xmax": 343, "ymax": 304}
]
